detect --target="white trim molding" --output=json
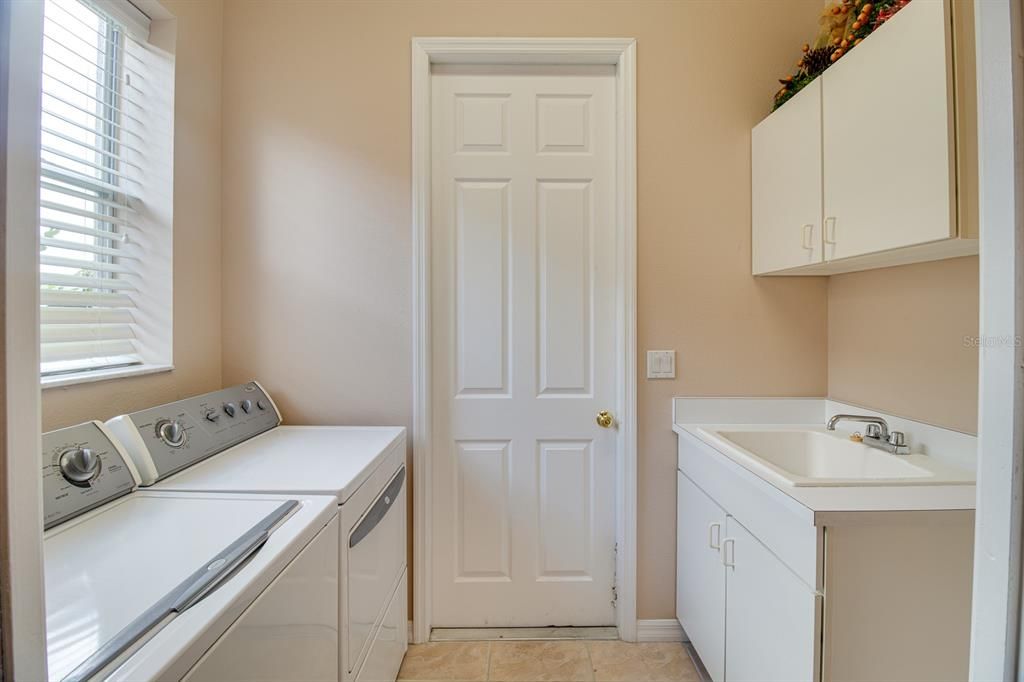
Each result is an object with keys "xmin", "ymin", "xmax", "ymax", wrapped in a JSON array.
[
  {"xmin": 969, "ymin": 0, "xmax": 1024, "ymax": 677},
  {"xmin": 3, "ymin": 1, "xmax": 47, "ymax": 678},
  {"xmin": 411, "ymin": 37, "xmax": 638, "ymax": 644},
  {"xmin": 636, "ymin": 619, "xmax": 686, "ymax": 643}
]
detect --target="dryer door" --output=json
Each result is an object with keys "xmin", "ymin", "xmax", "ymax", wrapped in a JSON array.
[{"xmin": 347, "ymin": 467, "xmax": 406, "ymax": 674}]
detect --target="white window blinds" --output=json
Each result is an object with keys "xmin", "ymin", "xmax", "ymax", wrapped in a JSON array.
[{"xmin": 39, "ymin": 0, "xmax": 151, "ymax": 378}]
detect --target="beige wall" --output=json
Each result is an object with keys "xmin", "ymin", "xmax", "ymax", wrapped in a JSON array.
[
  {"xmin": 41, "ymin": 0, "xmax": 224, "ymax": 431},
  {"xmin": 828, "ymin": 256, "xmax": 980, "ymax": 434},
  {"xmin": 220, "ymin": 0, "xmax": 829, "ymax": 620}
]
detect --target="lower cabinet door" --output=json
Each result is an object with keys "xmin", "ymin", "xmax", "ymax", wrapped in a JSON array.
[
  {"xmin": 676, "ymin": 471, "xmax": 727, "ymax": 681},
  {"xmin": 723, "ymin": 518, "xmax": 818, "ymax": 682}
]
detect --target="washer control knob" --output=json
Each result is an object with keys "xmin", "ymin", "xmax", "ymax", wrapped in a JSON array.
[
  {"xmin": 256, "ymin": 399, "xmax": 267, "ymax": 411},
  {"xmin": 240, "ymin": 399, "xmax": 252, "ymax": 414},
  {"xmin": 223, "ymin": 402, "xmax": 237, "ymax": 418},
  {"xmin": 59, "ymin": 447, "xmax": 100, "ymax": 486},
  {"xmin": 156, "ymin": 419, "xmax": 186, "ymax": 448},
  {"xmin": 204, "ymin": 408, "xmax": 220, "ymax": 423}
]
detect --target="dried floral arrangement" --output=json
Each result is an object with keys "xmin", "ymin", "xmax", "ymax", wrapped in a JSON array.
[{"xmin": 772, "ymin": 0, "xmax": 912, "ymax": 111}]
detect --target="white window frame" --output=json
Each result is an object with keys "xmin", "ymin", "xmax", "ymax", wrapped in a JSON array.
[{"xmin": 38, "ymin": 0, "xmax": 174, "ymax": 389}]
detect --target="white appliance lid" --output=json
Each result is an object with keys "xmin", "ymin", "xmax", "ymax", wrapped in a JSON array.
[
  {"xmin": 44, "ymin": 492, "xmax": 330, "ymax": 682},
  {"xmin": 150, "ymin": 426, "xmax": 405, "ymax": 503}
]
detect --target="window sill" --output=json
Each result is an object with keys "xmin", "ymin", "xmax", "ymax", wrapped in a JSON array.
[{"xmin": 41, "ymin": 363, "xmax": 174, "ymax": 390}]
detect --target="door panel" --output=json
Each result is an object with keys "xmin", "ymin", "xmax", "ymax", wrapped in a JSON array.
[
  {"xmin": 454, "ymin": 441, "xmax": 510, "ymax": 581},
  {"xmin": 537, "ymin": 180, "xmax": 592, "ymax": 396},
  {"xmin": 431, "ymin": 66, "xmax": 617, "ymax": 626},
  {"xmin": 676, "ymin": 472, "xmax": 727, "ymax": 682},
  {"xmin": 724, "ymin": 518, "xmax": 818, "ymax": 682},
  {"xmin": 454, "ymin": 181, "xmax": 509, "ymax": 395}
]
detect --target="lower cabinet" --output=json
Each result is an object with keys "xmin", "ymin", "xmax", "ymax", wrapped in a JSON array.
[
  {"xmin": 676, "ymin": 430, "xmax": 974, "ymax": 681},
  {"xmin": 723, "ymin": 519, "xmax": 818, "ymax": 682},
  {"xmin": 676, "ymin": 472, "xmax": 817, "ymax": 682}
]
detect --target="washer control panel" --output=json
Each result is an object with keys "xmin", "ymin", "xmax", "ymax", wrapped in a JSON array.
[
  {"xmin": 107, "ymin": 381, "xmax": 281, "ymax": 486},
  {"xmin": 42, "ymin": 421, "xmax": 136, "ymax": 530}
]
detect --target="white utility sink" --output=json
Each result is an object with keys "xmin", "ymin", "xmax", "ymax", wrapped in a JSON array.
[{"xmin": 698, "ymin": 428, "xmax": 974, "ymax": 487}]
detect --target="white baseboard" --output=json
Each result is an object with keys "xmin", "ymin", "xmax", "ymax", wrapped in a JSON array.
[{"xmin": 636, "ymin": 619, "xmax": 686, "ymax": 642}]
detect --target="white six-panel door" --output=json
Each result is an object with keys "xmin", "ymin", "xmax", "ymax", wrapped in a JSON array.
[{"xmin": 430, "ymin": 65, "xmax": 617, "ymax": 626}]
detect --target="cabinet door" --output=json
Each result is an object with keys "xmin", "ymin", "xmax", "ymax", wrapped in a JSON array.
[
  {"xmin": 751, "ymin": 78, "xmax": 823, "ymax": 274},
  {"xmin": 676, "ymin": 471, "xmax": 727, "ymax": 681},
  {"xmin": 723, "ymin": 518, "xmax": 818, "ymax": 682},
  {"xmin": 822, "ymin": 0, "xmax": 954, "ymax": 261}
]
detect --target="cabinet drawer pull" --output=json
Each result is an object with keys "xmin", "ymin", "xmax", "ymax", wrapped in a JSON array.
[
  {"xmin": 721, "ymin": 538, "xmax": 736, "ymax": 568},
  {"xmin": 708, "ymin": 522, "xmax": 721, "ymax": 550},
  {"xmin": 824, "ymin": 216, "xmax": 837, "ymax": 245},
  {"xmin": 801, "ymin": 223, "xmax": 814, "ymax": 250}
]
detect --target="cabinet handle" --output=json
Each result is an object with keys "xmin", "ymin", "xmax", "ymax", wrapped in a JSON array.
[
  {"xmin": 708, "ymin": 522, "xmax": 721, "ymax": 551},
  {"xmin": 801, "ymin": 223, "xmax": 814, "ymax": 250},
  {"xmin": 824, "ymin": 216, "xmax": 837, "ymax": 245},
  {"xmin": 721, "ymin": 538, "xmax": 736, "ymax": 569}
]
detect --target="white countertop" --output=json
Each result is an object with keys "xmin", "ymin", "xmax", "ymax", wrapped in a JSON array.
[
  {"xmin": 674, "ymin": 424, "xmax": 976, "ymax": 515},
  {"xmin": 672, "ymin": 398, "xmax": 977, "ymax": 516}
]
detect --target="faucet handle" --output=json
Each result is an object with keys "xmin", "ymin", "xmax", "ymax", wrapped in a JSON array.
[
  {"xmin": 887, "ymin": 431, "xmax": 906, "ymax": 448},
  {"xmin": 865, "ymin": 423, "xmax": 882, "ymax": 439}
]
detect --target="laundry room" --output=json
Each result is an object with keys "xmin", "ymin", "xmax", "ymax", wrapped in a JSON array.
[{"xmin": 1, "ymin": 0, "xmax": 1022, "ymax": 680}]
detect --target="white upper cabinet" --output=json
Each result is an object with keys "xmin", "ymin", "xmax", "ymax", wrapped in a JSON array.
[
  {"xmin": 752, "ymin": 80, "xmax": 823, "ymax": 275},
  {"xmin": 752, "ymin": 0, "xmax": 977, "ymax": 275},
  {"xmin": 822, "ymin": 0, "xmax": 953, "ymax": 260}
]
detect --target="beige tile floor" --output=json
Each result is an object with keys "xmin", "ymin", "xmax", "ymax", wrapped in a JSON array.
[{"xmin": 398, "ymin": 640, "xmax": 702, "ymax": 682}]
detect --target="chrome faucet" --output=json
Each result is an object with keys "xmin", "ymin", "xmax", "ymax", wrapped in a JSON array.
[{"xmin": 826, "ymin": 414, "xmax": 909, "ymax": 455}]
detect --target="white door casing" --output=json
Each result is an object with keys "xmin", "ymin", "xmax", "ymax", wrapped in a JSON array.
[
  {"xmin": 412, "ymin": 38, "xmax": 637, "ymax": 643},
  {"xmin": 430, "ymin": 64, "xmax": 616, "ymax": 627}
]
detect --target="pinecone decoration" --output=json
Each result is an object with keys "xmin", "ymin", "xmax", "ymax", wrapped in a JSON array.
[{"xmin": 799, "ymin": 46, "xmax": 836, "ymax": 78}]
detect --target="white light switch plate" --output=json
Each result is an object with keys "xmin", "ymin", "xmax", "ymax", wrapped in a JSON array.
[{"xmin": 646, "ymin": 350, "xmax": 676, "ymax": 379}]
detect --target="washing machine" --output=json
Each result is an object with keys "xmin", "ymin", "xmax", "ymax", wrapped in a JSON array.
[
  {"xmin": 106, "ymin": 381, "xmax": 408, "ymax": 682},
  {"xmin": 41, "ymin": 420, "xmax": 340, "ymax": 682}
]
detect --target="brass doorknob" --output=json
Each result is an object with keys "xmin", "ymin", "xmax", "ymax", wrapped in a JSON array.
[{"xmin": 596, "ymin": 411, "xmax": 614, "ymax": 428}]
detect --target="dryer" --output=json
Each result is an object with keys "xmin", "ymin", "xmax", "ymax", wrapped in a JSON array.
[
  {"xmin": 41, "ymin": 420, "xmax": 339, "ymax": 682},
  {"xmin": 106, "ymin": 382, "xmax": 408, "ymax": 682}
]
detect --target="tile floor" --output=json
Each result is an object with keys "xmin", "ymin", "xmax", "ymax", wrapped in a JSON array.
[{"xmin": 397, "ymin": 640, "xmax": 702, "ymax": 682}]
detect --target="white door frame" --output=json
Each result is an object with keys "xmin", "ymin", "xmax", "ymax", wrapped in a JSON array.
[
  {"xmin": 2, "ymin": 0, "xmax": 47, "ymax": 678},
  {"xmin": 969, "ymin": 0, "xmax": 1024, "ymax": 677},
  {"xmin": 411, "ymin": 37, "xmax": 637, "ymax": 644}
]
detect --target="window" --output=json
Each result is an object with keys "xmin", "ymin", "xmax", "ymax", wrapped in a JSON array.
[{"xmin": 38, "ymin": 0, "xmax": 170, "ymax": 384}]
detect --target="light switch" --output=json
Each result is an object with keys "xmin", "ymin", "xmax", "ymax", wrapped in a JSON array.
[{"xmin": 646, "ymin": 350, "xmax": 676, "ymax": 379}]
